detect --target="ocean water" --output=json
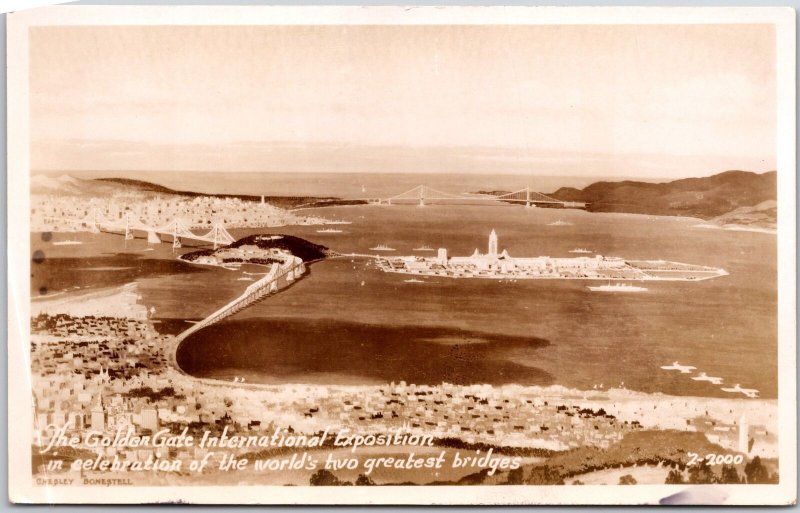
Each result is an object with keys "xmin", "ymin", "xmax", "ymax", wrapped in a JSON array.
[{"xmin": 33, "ymin": 200, "xmax": 777, "ymax": 398}]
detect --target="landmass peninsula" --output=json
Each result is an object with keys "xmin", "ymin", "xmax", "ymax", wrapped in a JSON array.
[{"xmin": 376, "ymin": 230, "xmax": 728, "ymax": 282}]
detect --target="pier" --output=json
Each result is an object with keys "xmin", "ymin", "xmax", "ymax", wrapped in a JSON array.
[{"xmin": 175, "ymin": 255, "xmax": 306, "ymax": 343}]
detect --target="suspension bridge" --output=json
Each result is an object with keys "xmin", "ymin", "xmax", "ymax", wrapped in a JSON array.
[
  {"xmin": 366, "ymin": 185, "xmax": 585, "ymax": 208},
  {"xmin": 46, "ymin": 208, "xmax": 236, "ymax": 249},
  {"xmin": 175, "ymin": 256, "xmax": 306, "ymax": 343}
]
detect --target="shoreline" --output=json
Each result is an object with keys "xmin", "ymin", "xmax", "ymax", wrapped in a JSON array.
[
  {"xmin": 31, "ymin": 264, "xmax": 772, "ymax": 402},
  {"xmin": 29, "ymin": 204, "xmax": 771, "ymax": 233},
  {"xmin": 41, "ymin": 280, "xmax": 776, "ymax": 406},
  {"xmin": 693, "ymin": 223, "xmax": 777, "ymax": 235},
  {"xmin": 41, "ymin": 281, "xmax": 774, "ymax": 403},
  {"xmin": 31, "ymin": 282, "xmax": 150, "ymax": 320},
  {"xmin": 32, "ymin": 283, "xmax": 779, "ymax": 459},
  {"xmin": 164, "ymin": 364, "xmax": 779, "ymax": 457}
]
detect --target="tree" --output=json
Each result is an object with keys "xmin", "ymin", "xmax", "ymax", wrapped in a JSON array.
[
  {"xmin": 719, "ymin": 465, "xmax": 742, "ymax": 484},
  {"xmin": 688, "ymin": 460, "xmax": 717, "ymax": 484},
  {"xmin": 665, "ymin": 469, "xmax": 685, "ymax": 484},
  {"xmin": 505, "ymin": 467, "xmax": 524, "ymax": 485},
  {"xmin": 310, "ymin": 469, "xmax": 348, "ymax": 486},
  {"xmin": 527, "ymin": 466, "xmax": 564, "ymax": 485},
  {"xmin": 355, "ymin": 474, "xmax": 376, "ymax": 486},
  {"xmin": 457, "ymin": 469, "xmax": 491, "ymax": 485},
  {"xmin": 619, "ymin": 474, "xmax": 637, "ymax": 485},
  {"xmin": 744, "ymin": 456, "xmax": 771, "ymax": 484}
]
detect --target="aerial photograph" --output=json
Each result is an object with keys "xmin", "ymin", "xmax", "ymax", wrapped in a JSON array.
[{"xmin": 23, "ymin": 18, "xmax": 781, "ymax": 493}]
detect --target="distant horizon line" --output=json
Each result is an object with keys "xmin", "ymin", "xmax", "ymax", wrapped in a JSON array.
[{"xmin": 31, "ymin": 168, "xmax": 776, "ymax": 181}]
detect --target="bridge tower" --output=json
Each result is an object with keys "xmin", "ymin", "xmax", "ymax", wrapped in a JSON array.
[
  {"xmin": 418, "ymin": 185, "xmax": 425, "ymax": 207},
  {"xmin": 525, "ymin": 186, "xmax": 531, "ymax": 208},
  {"xmin": 210, "ymin": 223, "xmax": 224, "ymax": 250}
]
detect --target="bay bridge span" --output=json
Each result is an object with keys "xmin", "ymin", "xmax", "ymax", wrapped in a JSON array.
[
  {"xmin": 366, "ymin": 185, "xmax": 585, "ymax": 208},
  {"xmin": 174, "ymin": 255, "xmax": 306, "ymax": 343},
  {"xmin": 46, "ymin": 208, "xmax": 236, "ymax": 249}
]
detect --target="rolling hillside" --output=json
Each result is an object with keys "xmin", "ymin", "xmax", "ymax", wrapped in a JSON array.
[
  {"xmin": 30, "ymin": 174, "xmax": 341, "ymax": 209},
  {"xmin": 548, "ymin": 170, "xmax": 776, "ymax": 220}
]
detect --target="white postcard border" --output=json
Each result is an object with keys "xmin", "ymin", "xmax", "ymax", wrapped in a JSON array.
[{"xmin": 6, "ymin": 5, "xmax": 797, "ymax": 505}]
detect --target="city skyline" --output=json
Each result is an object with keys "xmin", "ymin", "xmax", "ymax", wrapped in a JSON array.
[{"xmin": 30, "ymin": 24, "xmax": 776, "ymax": 178}]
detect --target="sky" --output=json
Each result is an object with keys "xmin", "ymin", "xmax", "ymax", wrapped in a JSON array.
[{"xmin": 30, "ymin": 24, "xmax": 776, "ymax": 178}]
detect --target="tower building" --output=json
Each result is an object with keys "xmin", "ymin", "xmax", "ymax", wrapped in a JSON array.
[
  {"xmin": 488, "ymin": 229, "xmax": 498, "ymax": 256},
  {"xmin": 738, "ymin": 413, "xmax": 749, "ymax": 454},
  {"xmin": 90, "ymin": 394, "xmax": 105, "ymax": 432}
]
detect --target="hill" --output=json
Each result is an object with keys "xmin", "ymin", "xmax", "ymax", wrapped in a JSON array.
[
  {"xmin": 30, "ymin": 174, "xmax": 346, "ymax": 209},
  {"xmin": 95, "ymin": 177, "xmax": 346, "ymax": 208},
  {"xmin": 229, "ymin": 234, "xmax": 331, "ymax": 262},
  {"xmin": 709, "ymin": 199, "xmax": 776, "ymax": 230},
  {"xmin": 182, "ymin": 234, "xmax": 331, "ymax": 265},
  {"xmin": 548, "ymin": 170, "xmax": 776, "ymax": 219},
  {"xmin": 32, "ymin": 174, "xmax": 191, "ymax": 198},
  {"xmin": 93, "ymin": 177, "xmax": 181, "ymax": 194},
  {"xmin": 30, "ymin": 174, "xmax": 159, "ymax": 197}
]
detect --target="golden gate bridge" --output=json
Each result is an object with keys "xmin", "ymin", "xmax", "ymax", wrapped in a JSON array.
[
  {"xmin": 366, "ymin": 185, "xmax": 585, "ymax": 208},
  {"xmin": 46, "ymin": 208, "xmax": 236, "ymax": 249}
]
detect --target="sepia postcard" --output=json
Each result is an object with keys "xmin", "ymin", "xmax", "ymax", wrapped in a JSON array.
[{"xmin": 6, "ymin": 5, "xmax": 797, "ymax": 505}]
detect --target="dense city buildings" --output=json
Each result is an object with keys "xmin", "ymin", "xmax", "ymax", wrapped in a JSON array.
[
  {"xmin": 30, "ymin": 303, "xmax": 776, "ymax": 484},
  {"xmin": 31, "ymin": 193, "xmax": 327, "ymax": 233}
]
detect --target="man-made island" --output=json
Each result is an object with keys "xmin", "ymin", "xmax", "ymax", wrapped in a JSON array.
[{"xmin": 376, "ymin": 230, "xmax": 728, "ymax": 282}]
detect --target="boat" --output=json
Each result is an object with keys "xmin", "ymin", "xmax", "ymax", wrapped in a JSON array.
[
  {"xmin": 52, "ymin": 240, "xmax": 83, "ymax": 246},
  {"xmin": 587, "ymin": 282, "xmax": 648, "ymax": 292},
  {"xmin": 237, "ymin": 276, "xmax": 254, "ymax": 281},
  {"xmin": 569, "ymin": 248, "xmax": 592, "ymax": 254},
  {"xmin": 413, "ymin": 245, "xmax": 435, "ymax": 252},
  {"xmin": 316, "ymin": 228, "xmax": 343, "ymax": 233},
  {"xmin": 370, "ymin": 244, "xmax": 396, "ymax": 251},
  {"xmin": 403, "ymin": 278, "xmax": 425, "ymax": 283},
  {"xmin": 548, "ymin": 220, "xmax": 573, "ymax": 226},
  {"xmin": 326, "ymin": 220, "xmax": 352, "ymax": 225}
]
